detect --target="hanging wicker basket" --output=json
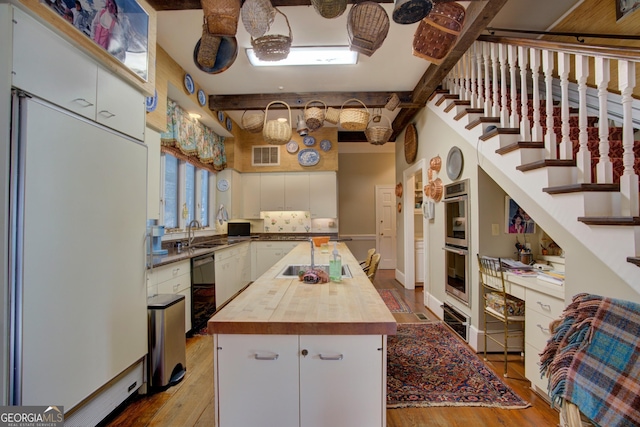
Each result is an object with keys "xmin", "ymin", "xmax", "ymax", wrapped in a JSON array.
[
  {"xmin": 241, "ymin": 110, "xmax": 265, "ymax": 133},
  {"xmin": 412, "ymin": 1, "xmax": 465, "ymax": 64},
  {"xmin": 392, "ymin": 0, "xmax": 433, "ymax": 25},
  {"xmin": 201, "ymin": 0, "xmax": 241, "ymax": 36},
  {"xmin": 385, "ymin": 93, "xmax": 401, "ymax": 111},
  {"xmin": 339, "ymin": 98, "xmax": 370, "ymax": 131},
  {"xmin": 263, "ymin": 100, "xmax": 292, "ymax": 145},
  {"xmin": 311, "ymin": 0, "xmax": 348, "ymax": 19},
  {"xmin": 241, "ymin": 0, "xmax": 276, "ymax": 38},
  {"xmin": 196, "ymin": 22, "xmax": 221, "ymax": 69},
  {"xmin": 325, "ymin": 106, "xmax": 340, "ymax": 125},
  {"xmin": 304, "ymin": 100, "xmax": 327, "ymax": 132},
  {"xmin": 251, "ymin": 8, "xmax": 292, "ymax": 62},
  {"xmin": 347, "ymin": 1, "xmax": 390, "ymax": 57},
  {"xmin": 365, "ymin": 115, "xmax": 393, "ymax": 145}
]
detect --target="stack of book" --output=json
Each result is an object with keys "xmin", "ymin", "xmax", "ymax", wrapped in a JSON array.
[
  {"xmin": 537, "ymin": 270, "xmax": 565, "ymax": 285},
  {"xmin": 500, "ymin": 258, "xmax": 537, "ymax": 276}
]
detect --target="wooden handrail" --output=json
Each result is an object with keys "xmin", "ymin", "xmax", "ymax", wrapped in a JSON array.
[{"xmin": 478, "ymin": 35, "xmax": 640, "ymax": 62}]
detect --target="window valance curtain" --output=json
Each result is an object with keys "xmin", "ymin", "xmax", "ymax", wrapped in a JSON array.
[{"xmin": 160, "ymin": 99, "xmax": 227, "ymax": 172}]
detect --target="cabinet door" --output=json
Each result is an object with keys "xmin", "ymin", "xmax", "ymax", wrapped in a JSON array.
[
  {"xmin": 242, "ymin": 173, "xmax": 262, "ymax": 218},
  {"xmin": 300, "ymin": 335, "xmax": 384, "ymax": 427},
  {"xmin": 96, "ymin": 67, "xmax": 145, "ymax": 140},
  {"xmin": 254, "ymin": 243, "xmax": 285, "ymax": 279},
  {"xmin": 12, "ymin": 8, "xmax": 97, "ymax": 120},
  {"xmin": 215, "ymin": 257, "xmax": 235, "ymax": 308},
  {"xmin": 216, "ymin": 334, "xmax": 299, "ymax": 427},
  {"xmin": 285, "ymin": 173, "xmax": 310, "ymax": 211},
  {"xmin": 309, "ymin": 172, "xmax": 337, "ymax": 218},
  {"xmin": 260, "ymin": 173, "xmax": 285, "ymax": 211}
]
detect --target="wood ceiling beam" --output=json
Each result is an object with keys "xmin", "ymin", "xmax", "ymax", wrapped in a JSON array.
[
  {"xmin": 208, "ymin": 91, "xmax": 422, "ymax": 110},
  {"xmin": 147, "ymin": 0, "xmax": 392, "ymax": 12}
]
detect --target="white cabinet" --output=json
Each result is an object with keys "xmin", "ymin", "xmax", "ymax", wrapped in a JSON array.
[
  {"xmin": 146, "ymin": 129, "xmax": 161, "ymax": 220},
  {"xmin": 147, "ymin": 260, "xmax": 192, "ymax": 333},
  {"xmin": 214, "ymin": 333, "xmax": 385, "ymax": 427},
  {"xmin": 216, "ymin": 169, "xmax": 242, "ymax": 220},
  {"xmin": 252, "ymin": 241, "xmax": 299, "ymax": 280},
  {"xmin": 260, "ymin": 173, "xmax": 285, "ymax": 211},
  {"xmin": 242, "ymin": 173, "xmax": 261, "ymax": 219},
  {"xmin": 285, "ymin": 173, "xmax": 310, "ymax": 211},
  {"xmin": 215, "ymin": 242, "xmax": 251, "ymax": 308},
  {"xmin": 309, "ymin": 172, "xmax": 338, "ymax": 218},
  {"xmin": 11, "ymin": 8, "xmax": 145, "ymax": 141}
]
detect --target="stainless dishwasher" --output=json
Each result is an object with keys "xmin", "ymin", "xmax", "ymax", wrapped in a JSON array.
[{"xmin": 191, "ymin": 253, "xmax": 216, "ymax": 333}]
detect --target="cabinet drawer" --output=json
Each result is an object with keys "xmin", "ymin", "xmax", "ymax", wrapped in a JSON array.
[
  {"xmin": 526, "ymin": 288, "xmax": 565, "ymax": 319},
  {"xmin": 153, "ymin": 260, "xmax": 190, "ymax": 284},
  {"xmin": 157, "ymin": 274, "xmax": 191, "ymax": 294},
  {"xmin": 525, "ymin": 342, "xmax": 549, "ymax": 398},
  {"xmin": 525, "ymin": 307, "xmax": 555, "ymax": 348},
  {"xmin": 96, "ymin": 67, "xmax": 145, "ymax": 140}
]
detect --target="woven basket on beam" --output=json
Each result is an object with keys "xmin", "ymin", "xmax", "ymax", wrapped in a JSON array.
[
  {"xmin": 365, "ymin": 115, "xmax": 393, "ymax": 145},
  {"xmin": 311, "ymin": 0, "xmax": 348, "ymax": 19},
  {"xmin": 347, "ymin": 1, "xmax": 390, "ymax": 57},
  {"xmin": 201, "ymin": 0, "xmax": 241, "ymax": 36},
  {"xmin": 251, "ymin": 8, "xmax": 292, "ymax": 61},
  {"xmin": 412, "ymin": 1, "xmax": 465, "ymax": 64},
  {"xmin": 339, "ymin": 98, "xmax": 370, "ymax": 131},
  {"xmin": 263, "ymin": 100, "xmax": 292, "ymax": 145},
  {"xmin": 304, "ymin": 100, "xmax": 327, "ymax": 131},
  {"xmin": 241, "ymin": 110, "xmax": 264, "ymax": 133},
  {"xmin": 241, "ymin": 0, "xmax": 276, "ymax": 38}
]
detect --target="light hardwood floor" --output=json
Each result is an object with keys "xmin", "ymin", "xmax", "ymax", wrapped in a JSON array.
[{"xmin": 102, "ymin": 270, "xmax": 560, "ymax": 427}]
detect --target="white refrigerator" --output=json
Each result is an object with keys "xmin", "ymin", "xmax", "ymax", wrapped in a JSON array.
[{"xmin": 9, "ymin": 91, "xmax": 148, "ymax": 415}]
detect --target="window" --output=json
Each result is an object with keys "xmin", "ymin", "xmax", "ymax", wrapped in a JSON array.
[
  {"xmin": 162, "ymin": 153, "xmax": 213, "ymax": 229},
  {"xmin": 252, "ymin": 146, "xmax": 280, "ymax": 166}
]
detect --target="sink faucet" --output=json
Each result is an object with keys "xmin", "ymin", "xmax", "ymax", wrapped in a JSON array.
[
  {"xmin": 309, "ymin": 238, "xmax": 315, "ymax": 270},
  {"xmin": 187, "ymin": 219, "xmax": 201, "ymax": 247}
]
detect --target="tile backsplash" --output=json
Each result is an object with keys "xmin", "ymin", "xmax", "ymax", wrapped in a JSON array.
[{"xmin": 261, "ymin": 211, "xmax": 311, "ymax": 233}]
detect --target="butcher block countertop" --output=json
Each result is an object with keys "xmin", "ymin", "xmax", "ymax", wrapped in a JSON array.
[{"xmin": 208, "ymin": 242, "xmax": 397, "ymax": 336}]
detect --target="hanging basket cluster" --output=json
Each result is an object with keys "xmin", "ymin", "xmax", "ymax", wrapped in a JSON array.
[{"xmin": 424, "ymin": 155, "xmax": 443, "ymax": 202}]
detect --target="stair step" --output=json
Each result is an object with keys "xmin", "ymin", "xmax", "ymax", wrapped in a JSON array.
[
  {"xmin": 627, "ymin": 257, "xmax": 640, "ymax": 267},
  {"xmin": 428, "ymin": 88, "xmax": 449, "ymax": 102},
  {"xmin": 543, "ymin": 183, "xmax": 620, "ymax": 194},
  {"xmin": 478, "ymin": 126, "xmax": 518, "ymax": 140},
  {"xmin": 436, "ymin": 94, "xmax": 459, "ymax": 106},
  {"xmin": 517, "ymin": 159, "xmax": 577, "ymax": 172},
  {"xmin": 577, "ymin": 216, "xmax": 640, "ymax": 225},
  {"xmin": 466, "ymin": 117, "xmax": 500, "ymax": 131},
  {"xmin": 496, "ymin": 141, "xmax": 545, "ymax": 155},
  {"xmin": 444, "ymin": 100, "xmax": 471, "ymax": 113},
  {"xmin": 454, "ymin": 108, "xmax": 485, "ymax": 121}
]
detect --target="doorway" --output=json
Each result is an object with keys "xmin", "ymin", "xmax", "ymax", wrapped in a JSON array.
[
  {"xmin": 402, "ymin": 159, "xmax": 426, "ymax": 290},
  {"xmin": 375, "ymin": 185, "xmax": 396, "ymax": 270}
]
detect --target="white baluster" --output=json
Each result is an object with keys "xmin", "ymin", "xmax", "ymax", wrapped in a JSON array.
[
  {"xmin": 491, "ymin": 43, "xmax": 501, "ymax": 118},
  {"xmin": 618, "ymin": 60, "xmax": 639, "ymax": 216},
  {"xmin": 475, "ymin": 42, "xmax": 484, "ymax": 109},
  {"xmin": 508, "ymin": 45, "xmax": 519, "ymax": 128},
  {"xmin": 518, "ymin": 46, "xmax": 531, "ymax": 141},
  {"xmin": 529, "ymin": 48, "xmax": 543, "ymax": 141},
  {"xmin": 484, "ymin": 42, "xmax": 493, "ymax": 116},
  {"xmin": 595, "ymin": 56, "xmax": 613, "ymax": 183},
  {"xmin": 469, "ymin": 46, "xmax": 478, "ymax": 107},
  {"xmin": 542, "ymin": 50, "xmax": 557, "ymax": 159},
  {"xmin": 558, "ymin": 52, "xmax": 572, "ymax": 160},
  {"xmin": 575, "ymin": 54, "xmax": 591, "ymax": 184},
  {"xmin": 466, "ymin": 49, "xmax": 474, "ymax": 103},
  {"xmin": 499, "ymin": 44, "xmax": 509, "ymax": 126}
]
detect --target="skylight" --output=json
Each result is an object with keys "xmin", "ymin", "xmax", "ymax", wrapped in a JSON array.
[{"xmin": 246, "ymin": 46, "xmax": 358, "ymax": 67}]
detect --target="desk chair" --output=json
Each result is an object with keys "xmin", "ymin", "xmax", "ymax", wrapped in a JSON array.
[
  {"xmin": 360, "ymin": 248, "xmax": 376, "ymax": 273},
  {"xmin": 367, "ymin": 253, "xmax": 381, "ymax": 282},
  {"xmin": 477, "ymin": 254, "xmax": 525, "ymax": 377}
]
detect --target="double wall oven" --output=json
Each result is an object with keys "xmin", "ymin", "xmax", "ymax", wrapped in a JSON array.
[{"xmin": 443, "ymin": 179, "xmax": 470, "ymax": 307}]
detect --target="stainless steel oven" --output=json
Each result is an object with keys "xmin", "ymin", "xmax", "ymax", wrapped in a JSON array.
[{"xmin": 443, "ymin": 179, "xmax": 470, "ymax": 306}]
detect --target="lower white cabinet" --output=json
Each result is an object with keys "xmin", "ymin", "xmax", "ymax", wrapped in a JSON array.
[
  {"xmin": 215, "ymin": 242, "xmax": 251, "ymax": 308},
  {"xmin": 252, "ymin": 241, "xmax": 299, "ymax": 280},
  {"xmin": 214, "ymin": 334, "xmax": 385, "ymax": 427},
  {"xmin": 147, "ymin": 260, "xmax": 191, "ymax": 333}
]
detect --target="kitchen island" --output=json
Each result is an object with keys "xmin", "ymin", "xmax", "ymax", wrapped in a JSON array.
[{"xmin": 208, "ymin": 242, "xmax": 397, "ymax": 427}]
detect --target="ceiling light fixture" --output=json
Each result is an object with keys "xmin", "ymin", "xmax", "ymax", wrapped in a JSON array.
[
  {"xmin": 246, "ymin": 46, "xmax": 358, "ymax": 67},
  {"xmin": 189, "ymin": 113, "xmax": 202, "ymax": 120}
]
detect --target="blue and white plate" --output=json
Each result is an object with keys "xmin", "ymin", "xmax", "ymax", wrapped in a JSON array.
[
  {"xmin": 303, "ymin": 135, "xmax": 316, "ymax": 146},
  {"xmin": 184, "ymin": 73, "xmax": 195, "ymax": 94},
  {"xmin": 198, "ymin": 89, "xmax": 206, "ymax": 107},
  {"xmin": 145, "ymin": 89, "xmax": 158, "ymax": 113},
  {"xmin": 298, "ymin": 148, "xmax": 320, "ymax": 166},
  {"xmin": 320, "ymin": 139, "xmax": 332, "ymax": 152},
  {"xmin": 226, "ymin": 117, "xmax": 233, "ymax": 132},
  {"xmin": 218, "ymin": 111, "xmax": 225, "ymax": 123},
  {"xmin": 286, "ymin": 140, "xmax": 299, "ymax": 154}
]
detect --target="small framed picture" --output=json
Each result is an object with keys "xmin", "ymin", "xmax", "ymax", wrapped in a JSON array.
[
  {"xmin": 505, "ymin": 196, "xmax": 536, "ymax": 234},
  {"xmin": 616, "ymin": 0, "xmax": 640, "ymax": 21}
]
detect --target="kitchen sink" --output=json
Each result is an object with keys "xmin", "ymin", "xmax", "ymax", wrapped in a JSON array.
[
  {"xmin": 276, "ymin": 264, "xmax": 352, "ymax": 279},
  {"xmin": 191, "ymin": 241, "xmax": 224, "ymax": 249}
]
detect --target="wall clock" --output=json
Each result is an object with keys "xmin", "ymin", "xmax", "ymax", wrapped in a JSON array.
[{"xmin": 217, "ymin": 178, "xmax": 230, "ymax": 192}]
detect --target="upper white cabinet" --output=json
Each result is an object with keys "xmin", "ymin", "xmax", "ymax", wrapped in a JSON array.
[
  {"xmin": 11, "ymin": 8, "xmax": 145, "ymax": 141},
  {"xmin": 242, "ymin": 173, "xmax": 262, "ymax": 219},
  {"xmin": 12, "ymin": 8, "xmax": 97, "ymax": 120},
  {"xmin": 309, "ymin": 172, "xmax": 337, "ymax": 218},
  {"xmin": 260, "ymin": 173, "xmax": 285, "ymax": 211},
  {"xmin": 284, "ymin": 173, "xmax": 310, "ymax": 211}
]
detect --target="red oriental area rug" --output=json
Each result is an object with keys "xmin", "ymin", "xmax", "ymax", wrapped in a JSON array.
[
  {"xmin": 378, "ymin": 289, "xmax": 412, "ymax": 313},
  {"xmin": 387, "ymin": 323, "xmax": 530, "ymax": 409}
]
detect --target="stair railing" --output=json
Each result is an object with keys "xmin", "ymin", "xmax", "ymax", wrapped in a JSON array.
[{"xmin": 445, "ymin": 35, "xmax": 640, "ymax": 217}]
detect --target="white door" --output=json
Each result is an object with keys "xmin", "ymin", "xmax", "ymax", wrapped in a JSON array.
[{"xmin": 375, "ymin": 185, "xmax": 397, "ymax": 270}]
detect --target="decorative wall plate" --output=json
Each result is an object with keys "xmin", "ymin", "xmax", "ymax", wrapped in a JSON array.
[
  {"xmin": 298, "ymin": 148, "xmax": 320, "ymax": 166},
  {"xmin": 446, "ymin": 146, "xmax": 464, "ymax": 180},
  {"xmin": 303, "ymin": 136, "xmax": 316, "ymax": 146},
  {"xmin": 184, "ymin": 73, "xmax": 195, "ymax": 94},
  {"xmin": 145, "ymin": 89, "xmax": 158, "ymax": 113},
  {"xmin": 286, "ymin": 140, "xmax": 299, "ymax": 154},
  {"xmin": 320, "ymin": 139, "xmax": 332, "ymax": 151},
  {"xmin": 226, "ymin": 117, "xmax": 233, "ymax": 132},
  {"xmin": 198, "ymin": 89, "xmax": 206, "ymax": 107},
  {"xmin": 218, "ymin": 111, "xmax": 225, "ymax": 123},
  {"xmin": 404, "ymin": 123, "xmax": 417, "ymax": 164},
  {"xmin": 395, "ymin": 182, "xmax": 403, "ymax": 198}
]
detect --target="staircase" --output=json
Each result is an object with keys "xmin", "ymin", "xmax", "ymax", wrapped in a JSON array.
[{"xmin": 429, "ymin": 37, "xmax": 640, "ymax": 295}]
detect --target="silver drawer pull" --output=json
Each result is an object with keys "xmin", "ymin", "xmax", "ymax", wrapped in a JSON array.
[
  {"xmin": 98, "ymin": 109, "xmax": 116, "ymax": 119},
  {"xmin": 254, "ymin": 353, "xmax": 279, "ymax": 361},
  {"xmin": 72, "ymin": 97, "xmax": 94, "ymax": 107},
  {"xmin": 537, "ymin": 301, "xmax": 551, "ymax": 311},
  {"xmin": 536, "ymin": 324, "xmax": 550, "ymax": 333},
  {"xmin": 319, "ymin": 354, "xmax": 343, "ymax": 361}
]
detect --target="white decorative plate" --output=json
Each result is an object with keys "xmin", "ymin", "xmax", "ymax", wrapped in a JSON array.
[
  {"xmin": 197, "ymin": 89, "xmax": 206, "ymax": 106},
  {"xmin": 298, "ymin": 148, "xmax": 320, "ymax": 166},
  {"xmin": 446, "ymin": 146, "xmax": 464, "ymax": 180},
  {"xmin": 184, "ymin": 73, "xmax": 195, "ymax": 94},
  {"xmin": 303, "ymin": 136, "xmax": 316, "ymax": 146},
  {"xmin": 286, "ymin": 140, "xmax": 299, "ymax": 154},
  {"xmin": 320, "ymin": 139, "xmax": 332, "ymax": 151}
]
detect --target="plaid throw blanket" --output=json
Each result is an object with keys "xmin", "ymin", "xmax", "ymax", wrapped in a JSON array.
[{"xmin": 539, "ymin": 293, "xmax": 640, "ymax": 427}]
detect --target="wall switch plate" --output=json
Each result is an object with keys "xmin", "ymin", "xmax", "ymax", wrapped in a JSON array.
[{"xmin": 491, "ymin": 224, "xmax": 500, "ymax": 236}]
